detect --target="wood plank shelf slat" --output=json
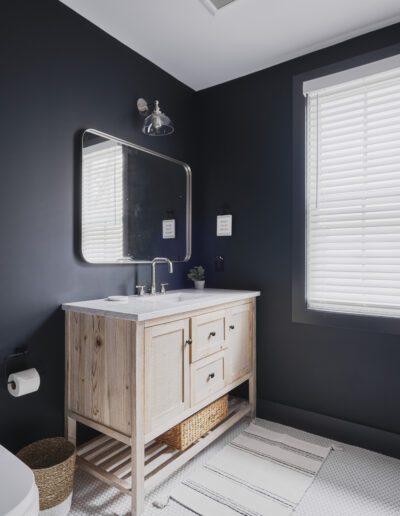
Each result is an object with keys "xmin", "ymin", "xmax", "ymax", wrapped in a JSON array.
[
  {"xmin": 101, "ymin": 447, "xmax": 131, "ymax": 471},
  {"xmin": 78, "ymin": 435, "xmax": 111, "ymax": 457},
  {"xmin": 76, "ymin": 397, "xmax": 251, "ymax": 495},
  {"xmin": 91, "ymin": 442, "xmax": 126, "ymax": 465},
  {"xmin": 111, "ymin": 459, "xmax": 134, "ymax": 478},
  {"xmin": 144, "ymin": 398, "xmax": 251, "ymax": 491}
]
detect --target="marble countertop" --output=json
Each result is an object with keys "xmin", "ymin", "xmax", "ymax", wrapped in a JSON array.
[{"xmin": 62, "ymin": 288, "xmax": 260, "ymax": 321}]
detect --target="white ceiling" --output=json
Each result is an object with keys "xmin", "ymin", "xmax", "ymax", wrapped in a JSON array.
[{"xmin": 59, "ymin": 0, "xmax": 400, "ymax": 91}]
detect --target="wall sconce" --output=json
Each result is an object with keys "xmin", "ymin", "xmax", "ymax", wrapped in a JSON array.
[{"xmin": 137, "ymin": 98, "xmax": 174, "ymax": 136}]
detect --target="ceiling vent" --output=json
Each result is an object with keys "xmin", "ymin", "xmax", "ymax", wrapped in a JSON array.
[{"xmin": 199, "ymin": 0, "xmax": 239, "ymax": 15}]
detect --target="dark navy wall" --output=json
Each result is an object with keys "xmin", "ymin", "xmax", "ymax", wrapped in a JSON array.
[
  {"xmin": 2, "ymin": 0, "xmax": 400, "ymax": 458},
  {"xmin": 196, "ymin": 23, "xmax": 400, "ymax": 457},
  {"xmin": 0, "ymin": 1, "xmax": 197, "ymax": 451}
]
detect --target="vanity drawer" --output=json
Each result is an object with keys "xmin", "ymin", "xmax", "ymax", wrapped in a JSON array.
[
  {"xmin": 190, "ymin": 351, "xmax": 227, "ymax": 406},
  {"xmin": 190, "ymin": 310, "xmax": 227, "ymax": 362}
]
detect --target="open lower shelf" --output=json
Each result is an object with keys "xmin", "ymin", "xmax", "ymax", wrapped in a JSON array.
[{"xmin": 76, "ymin": 397, "xmax": 252, "ymax": 495}]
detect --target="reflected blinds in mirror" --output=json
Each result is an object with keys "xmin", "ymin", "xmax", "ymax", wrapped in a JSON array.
[{"xmin": 82, "ymin": 140, "xmax": 124, "ymax": 262}]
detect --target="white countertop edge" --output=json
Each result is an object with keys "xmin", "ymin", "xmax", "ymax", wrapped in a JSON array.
[{"xmin": 62, "ymin": 289, "xmax": 260, "ymax": 322}]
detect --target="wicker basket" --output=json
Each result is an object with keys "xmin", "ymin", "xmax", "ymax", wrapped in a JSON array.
[
  {"xmin": 17, "ymin": 437, "xmax": 76, "ymax": 512},
  {"xmin": 158, "ymin": 395, "xmax": 228, "ymax": 451}
]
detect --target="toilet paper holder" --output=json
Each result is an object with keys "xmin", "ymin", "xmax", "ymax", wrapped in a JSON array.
[{"xmin": 4, "ymin": 347, "xmax": 29, "ymax": 390}]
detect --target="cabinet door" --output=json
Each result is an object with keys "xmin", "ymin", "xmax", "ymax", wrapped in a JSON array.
[
  {"xmin": 226, "ymin": 303, "xmax": 252, "ymax": 383},
  {"xmin": 144, "ymin": 319, "xmax": 190, "ymax": 434}
]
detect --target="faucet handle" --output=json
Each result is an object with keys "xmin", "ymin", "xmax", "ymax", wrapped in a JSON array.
[
  {"xmin": 160, "ymin": 283, "xmax": 169, "ymax": 294},
  {"xmin": 136, "ymin": 285, "xmax": 146, "ymax": 296}
]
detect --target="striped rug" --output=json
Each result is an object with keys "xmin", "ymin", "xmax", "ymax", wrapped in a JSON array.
[{"xmin": 168, "ymin": 422, "xmax": 332, "ymax": 515}]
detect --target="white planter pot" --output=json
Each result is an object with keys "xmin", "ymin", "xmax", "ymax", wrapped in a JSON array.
[{"xmin": 194, "ymin": 280, "xmax": 205, "ymax": 290}]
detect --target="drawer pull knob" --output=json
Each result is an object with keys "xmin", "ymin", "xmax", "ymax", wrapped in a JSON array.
[
  {"xmin": 207, "ymin": 372, "xmax": 215, "ymax": 381},
  {"xmin": 209, "ymin": 331, "xmax": 216, "ymax": 338},
  {"xmin": 185, "ymin": 339, "xmax": 192, "ymax": 346},
  {"xmin": 229, "ymin": 325, "xmax": 235, "ymax": 330}
]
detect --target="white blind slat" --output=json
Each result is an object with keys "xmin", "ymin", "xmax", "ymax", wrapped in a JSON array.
[{"xmin": 306, "ymin": 58, "xmax": 400, "ymax": 317}]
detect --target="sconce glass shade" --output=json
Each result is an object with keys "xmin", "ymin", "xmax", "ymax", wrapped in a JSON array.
[{"xmin": 141, "ymin": 100, "xmax": 174, "ymax": 136}]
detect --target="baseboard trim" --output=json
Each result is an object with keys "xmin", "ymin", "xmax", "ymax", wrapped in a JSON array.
[{"xmin": 257, "ymin": 398, "xmax": 400, "ymax": 459}]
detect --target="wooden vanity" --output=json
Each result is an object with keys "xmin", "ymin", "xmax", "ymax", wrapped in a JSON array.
[{"xmin": 63, "ymin": 289, "xmax": 259, "ymax": 515}]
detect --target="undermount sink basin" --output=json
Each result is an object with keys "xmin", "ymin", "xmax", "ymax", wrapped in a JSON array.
[{"xmin": 134, "ymin": 292, "xmax": 211, "ymax": 304}]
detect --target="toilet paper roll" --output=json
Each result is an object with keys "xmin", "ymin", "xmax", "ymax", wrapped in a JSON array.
[{"xmin": 8, "ymin": 368, "xmax": 40, "ymax": 397}]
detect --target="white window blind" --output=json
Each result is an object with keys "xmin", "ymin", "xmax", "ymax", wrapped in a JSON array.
[
  {"xmin": 82, "ymin": 140, "xmax": 124, "ymax": 263},
  {"xmin": 306, "ymin": 59, "xmax": 400, "ymax": 318}
]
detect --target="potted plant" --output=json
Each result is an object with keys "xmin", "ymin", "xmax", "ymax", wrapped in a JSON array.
[{"xmin": 187, "ymin": 265, "xmax": 205, "ymax": 290}]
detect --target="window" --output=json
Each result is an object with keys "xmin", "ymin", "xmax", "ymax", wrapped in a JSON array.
[
  {"xmin": 304, "ymin": 55, "xmax": 400, "ymax": 318},
  {"xmin": 82, "ymin": 140, "xmax": 124, "ymax": 263}
]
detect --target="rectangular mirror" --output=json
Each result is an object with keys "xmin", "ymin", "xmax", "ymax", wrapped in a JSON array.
[{"xmin": 81, "ymin": 129, "xmax": 191, "ymax": 264}]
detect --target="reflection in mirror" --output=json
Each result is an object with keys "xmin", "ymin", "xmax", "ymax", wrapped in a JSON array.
[{"xmin": 81, "ymin": 130, "xmax": 191, "ymax": 264}]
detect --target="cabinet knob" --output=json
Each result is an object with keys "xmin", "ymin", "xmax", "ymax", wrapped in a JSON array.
[
  {"xmin": 207, "ymin": 372, "xmax": 215, "ymax": 381},
  {"xmin": 229, "ymin": 325, "xmax": 235, "ymax": 330},
  {"xmin": 209, "ymin": 331, "xmax": 216, "ymax": 338},
  {"xmin": 185, "ymin": 339, "xmax": 192, "ymax": 346}
]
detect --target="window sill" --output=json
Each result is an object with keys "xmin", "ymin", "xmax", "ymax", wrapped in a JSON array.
[{"xmin": 292, "ymin": 297, "xmax": 400, "ymax": 335}]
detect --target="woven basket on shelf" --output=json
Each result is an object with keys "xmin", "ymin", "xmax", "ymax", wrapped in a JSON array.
[
  {"xmin": 158, "ymin": 395, "xmax": 228, "ymax": 451},
  {"xmin": 17, "ymin": 437, "xmax": 76, "ymax": 511}
]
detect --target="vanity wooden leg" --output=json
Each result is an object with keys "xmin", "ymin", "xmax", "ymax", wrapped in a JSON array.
[
  {"xmin": 65, "ymin": 312, "xmax": 76, "ymax": 445},
  {"xmin": 131, "ymin": 323, "xmax": 145, "ymax": 516},
  {"xmin": 65, "ymin": 416, "xmax": 77, "ymax": 446},
  {"xmin": 131, "ymin": 444, "xmax": 145, "ymax": 515},
  {"xmin": 249, "ymin": 376, "xmax": 257, "ymax": 418},
  {"xmin": 249, "ymin": 298, "xmax": 257, "ymax": 418}
]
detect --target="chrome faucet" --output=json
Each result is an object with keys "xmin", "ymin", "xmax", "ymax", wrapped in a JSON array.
[{"xmin": 151, "ymin": 257, "xmax": 173, "ymax": 295}]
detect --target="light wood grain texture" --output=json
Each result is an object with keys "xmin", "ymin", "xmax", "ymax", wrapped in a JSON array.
[
  {"xmin": 77, "ymin": 437, "xmax": 131, "ymax": 492},
  {"xmin": 131, "ymin": 322, "xmax": 145, "ymax": 516},
  {"xmin": 76, "ymin": 397, "xmax": 251, "ymax": 496},
  {"xmin": 144, "ymin": 373, "xmax": 251, "ymax": 443},
  {"xmin": 190, "ymin": 350, "xmax": 227, "ymax": 405},
  {"xmin": 78, "ymin": 435, "xmax": 111, "ymax": 456},
  {"xmin": 65, "ymin": 311, "xmax": 70, "ymax": 440},
  {"xmin": 108, "ymin": 317, "xmax": 133, "ymax": 433},
  {"xmin": 249, "ymin": 298, "xmax": 257, "ymax": 417},
  {"xmin": 226, "ymin": 303, "xmax": 252, "ymax": 384},
  {"xmin": 190, "ymin": 309, "xmax": 227, "ymax": 362},
  {"xmin": 67, "ymin": 313, "xmax": 134, "ymax": 435},
  {"xmin": 66, "ymin": 296, "xmax": 257, "ymax": 516},
  {"xmin": 66, "ymin": 417, "xmax": 76, "ymax": 446},
  {"xmin": 68, "ymin": 411, "xmax": 131, "ymax": 445},
  {"xmin": 81, "ymin": 437, "xmax": 118, "ymax": 462},
  {"xmin": 144, "ymin": 319, "xmax": 190, "ymax": 435},
  {"xmin": 77, "ymin": 456, "xmax": 131, "ymax": 494},
  {"xmin": 101, "ymin": 447, "xmax": 131, "ymax": 471},
  {"xmin": 65, "ymin": 312, "xmax": 77, "ymax": 445}
]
